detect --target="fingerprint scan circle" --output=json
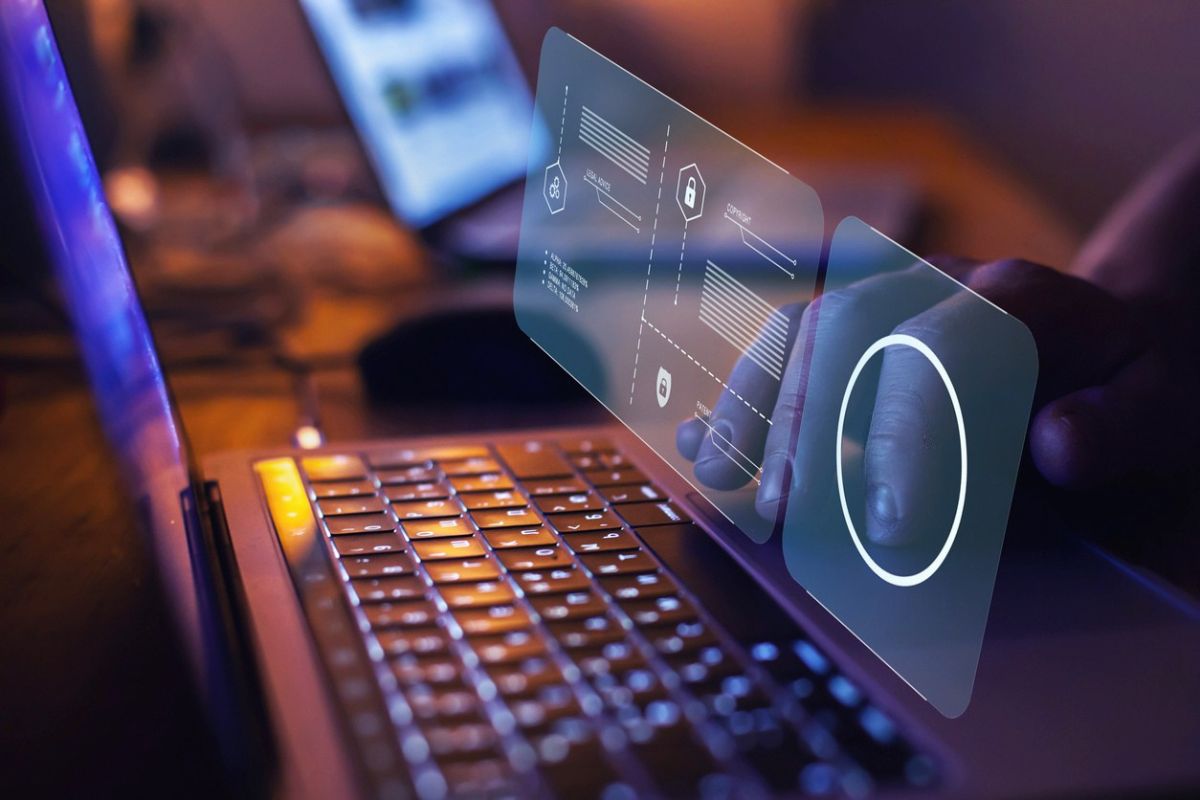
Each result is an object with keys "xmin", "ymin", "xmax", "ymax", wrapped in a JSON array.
[{"xmin": 836, "ymin": 334, "xmax": 968, "ymax": 588}]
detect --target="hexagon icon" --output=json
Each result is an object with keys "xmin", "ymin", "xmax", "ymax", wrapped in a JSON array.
[
  {"xmin": 544, "ymin": 161, "xmax": 567, "ymax": 215},
  {"xmin": 676, "ymin": 163, "xmax": 705, "ymax": 222}
]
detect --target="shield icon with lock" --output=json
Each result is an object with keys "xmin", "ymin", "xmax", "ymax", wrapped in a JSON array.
[{"xmin": 655, "ymin": 366, "xmax": 672, "ymax": 408}]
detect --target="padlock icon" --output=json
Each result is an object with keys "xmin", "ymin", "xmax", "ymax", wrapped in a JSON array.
[
  {"xmin": 659, "ymin": 376, "xmax": 669, "ymax": 397},
  {"xmin": 684, "ymin": 176, "xmax": 697, "ymax": 208},
  {"xmin": 655, "ymin": 366, "xmax": 672, "ymax": 408}
]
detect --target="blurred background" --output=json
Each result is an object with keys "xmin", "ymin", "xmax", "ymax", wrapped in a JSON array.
[{"xmin": 3, "ymin": 0, "xmax": 1199, "ymax": 795}]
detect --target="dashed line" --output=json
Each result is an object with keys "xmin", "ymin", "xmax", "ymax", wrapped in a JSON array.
[
  {"xmin": 556, "ymin": 85, "xmax": 569, "ymax": 157},
  {"xmin": 641, "ymin": 317, "xmax": 773, "ymax": 424},
  {"xmin": 629, "ymin": 125, "xmax": 670, "ymax": 405},
  {"xmin": 673, "ymin": 225, "xmax": 689, "ymax": 305}
]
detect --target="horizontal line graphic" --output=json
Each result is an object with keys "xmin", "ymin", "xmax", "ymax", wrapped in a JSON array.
[
  {"xmin": 699, "ymin": 261, "xmax": 790, "ymax": 379},
  {"xmin": 578, "ymin": 105, "xmax": 649, "ymax": 184}
]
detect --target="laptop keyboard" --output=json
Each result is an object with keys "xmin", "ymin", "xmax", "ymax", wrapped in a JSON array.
[{"xmin": 255, "ymin": 434, "xmax": 938, "ymax": 798}]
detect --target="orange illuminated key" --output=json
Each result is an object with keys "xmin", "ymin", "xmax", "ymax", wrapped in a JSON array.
[
  {"xmin": 496, "ymin": 546, "xmax": 574, "ymax": 571},
  {"xmin": 581, "ymin": 550, "xmax": 656, "ymax": 576},
  {"xmin": 325, "ymin": 513, "xmax": 395, "ymax": 535},
  {"xmin": 534, "ymin": 493, "xmax": 605, "ymax": 514},
  {"xmin": 460, "ymin": 490, "xmax": 528, "ymax": 511},
  {"xmin": 530, "ymin": 590, "xmax": 607, "ymax": 621},
  {"xmin": 454, "ymin": 605, "xmax": 532, "ymax": 636},
  {"xmin": 439, "ymin": 581, "xmax": 515, "ymax": 609},
  {"xmin": 403, "ymin": 516, "xmax": 476, "ymax": 540},
  {"xmin": 412, "ymin": 536, "xmax": 486, "ymax": 560},
  {"xmin": 472, "ymin": 507, "xmax": 542, "ymax": 529},
  {"xmin": 311, "ymin": 480, "xmax": 375, "ymax": 499},
  {"xmin": 384, "ymin": 482, "xmax": 449, "ymax": 502},
  {"xmin": 563, "ymin": 529, "xmax": 639, "ymax": 554},
  {"xmin": 392, "ymin": 498, "xmax": 464, "ymax": 520},
  {"xmin": 451, "ymin": 473, "xmax": 515, "ymax": 493},
  {"xmin": 548, "ymin": 510, "xmax": 622, "ymax": 534},
  {"xmin": 301, "ymin": 454, "xmax": 366, "ymax": 481},
  {"xmin": 318, "ymin": 496, "xmax": 384, "ymax": 516},
  {"xmin": 484, "ymin": 526, "xmax": 556, "ymax": 549},
  {"xmin": 425, "ymin": 557, "xmax": 501, "ymax": 584},
  {"xmin": 441, "ymin": 457, "xmax": 502, "ymax": 476},
  {"xmin": 513, "ymin": 567, "xmax": 590, "ymax": 595},
  {"xmin": 523, "ymin": 477, "xmax": 587, "ymax": 496}
]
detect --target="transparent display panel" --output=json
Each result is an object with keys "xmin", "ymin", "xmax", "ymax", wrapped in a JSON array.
[{"xmin": 515, "ymin": 29, "xmax": 1038, "ymax": 717}]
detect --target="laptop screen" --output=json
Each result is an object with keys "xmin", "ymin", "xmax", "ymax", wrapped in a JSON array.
[
  {"xmin": 0, "ymin": 1, "xmax": 203, "ymax": 667},
  {"xmin": 298, "ymin": 0, "xmax": 534, "ymax": 227}
]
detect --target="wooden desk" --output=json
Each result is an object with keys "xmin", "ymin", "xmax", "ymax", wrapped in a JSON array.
[{"xmin": 0, "ymin": 108, "xmax": 1083, "ymax": 794}]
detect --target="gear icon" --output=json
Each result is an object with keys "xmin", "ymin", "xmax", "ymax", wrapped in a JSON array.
[{"xmin": 549, "ymin": 176, "xmax": 561, "ymax": 199}]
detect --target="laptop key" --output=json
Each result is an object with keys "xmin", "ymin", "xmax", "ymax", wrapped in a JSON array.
[
  {"xmin": 311, "ymin": 480, "xmax": 375, "ymax": 499},
  {"xmin": 402, "ymin": 516, "xmax": 476, "ymax": 540},
  {"xmin": 392, "ymin": 655, "xmax": 461, "ymax": 686},
  {"xmin": 471, "ymin": 507, "xmax": 542, "ymax": 529},
  {"xmin": 580, "ymin": 550, "xmax": 656, "ymax": 576},
  {"xmin": 440, "ymin": 759, "xmax": 513, "ymax": 795},
  {"xmin": 368, "ymin": 445, "xmax": 488, "ymax": 468},
  {"xmin": 648, "ymin": 620, "xmax": 720, "ymax": 655},
  {"xmin": 529, "ymin": 590, "xmax": 607, "ymax": 621},
  {"xmin": 471, "ymin": 630, "xmax": 550, "ymax": 664},
  {"xmin": 352, "ymin": 576, "xmax": 427, "ymax": 603},
  {"xmin": 600, "ymin": 572, "xmax": 677, "ymax": 601},
  {"xmin": 425, "ymin": 557, "xmax": 501, "ymax": 584},
  {"xmin": 547, "ymin": 614, "xmax": 625, "ymax": 649},
  {"xmin": 318, "ymin": 496, "xmax": 385, "ymax": 516},
  {"xmin": 522, "ymin": 477, "xmax": 588, "ymax": 496},
  {"xmin": 383, "ymin": 482, "xmax": 449, "ymax": 502},
  {"xmin": 301, "ymin": 454, "xmax": 366, "ymax": 481},
  {"xmin": 487, "ymin": 657, "xmax": 564, "ymax": 697},
  {"xmin": 376, "ymin": 465, "xmax": 441, "ymax": 485},
  {"xmin": 562, "ymin": 529, "xmax": 640, "ymax": 554},
  {"xmin": 411, "ymin": 535, "xmax": 486, "ymax": 560},
  {"xmin": 616, "ymin": 501, "xmax": 690, "ymax": 527},
  {"xmin": 513, "ymin": 567, "xmax": 591, "ymax": 595},
  {"xmin": 375, "ymin": 627, "xmax": 448, "ymax": 657},
  {"xmin": 332, "ymin": 532, "xmax": 405, "ymax": 556},
  {"xmin": 533, "ymin": 492, "xmax": 605, "ymax": 514},
  {"xmin": 547, "ymin": 510, "xmax": 622, "ymax": 533},
  {"xmin": 391, "ymin": 497, "xmax": 464, "ymax": 520},
  {"xmin": 483, "ymin": 526, "xmax": 556, "ymax": 549},
  {"xmin": 438, "ymin": 581, "xmax": 515, "ymax": 609},
  {"xmin": 598, "ymin": 483, "xmax": 663, "ymax": 505},
  {"xmin": 341, "ymin": 552, "xmax": 415, "ymax": 579},
  {"xmin": 454, "ymin": 604, "xmax": 532, "ymax": 636},
  {"xmin": 584, "ymin": 467, "xmax": 648, "ymax": 487},
  {"xmin": 326, "ymin": 513, "xmax": 395, "ymax": 535},
  {"xmin": 440, "ymin": 457, "xmax": 502, "ymax": 476},
  {"xmin": 494, "ymin": 441, "xmax": 573, "ymax": 479},
  {"xmin": 557, "ymin": 435, "xmax": 614, "ymax": 455},
  {"xmin": 450, "ymin": 473, "xmax": 515, "ymax": 493},
  {"xmin": 622, "ymin": 595, "xmax": 698, "ymax": 628},
  {"xmin": 459, "ymin": 489, "xmax": 528, "ymax": 511},
  {"xmin": 364, "ymin": 600, "xmax": 438, "ymax": 629},
  {"xmin": 495, "ymin": 546, "xmax": 573, "ymax": 571},
  {"xmin": 424, "ymin": 723, "xmax": 498, "ymax": 758}
]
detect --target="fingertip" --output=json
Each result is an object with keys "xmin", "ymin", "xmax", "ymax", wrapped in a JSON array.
[
  {"xmin": 1029, "ymin": 398, "xmax": 1105, "ymax": 488},
  {"xmin": 676, "ymin": 417, "xmax": 706, "ymax": 461}
]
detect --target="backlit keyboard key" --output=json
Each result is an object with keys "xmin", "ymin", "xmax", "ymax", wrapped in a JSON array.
[
  {"xmin": 618, "ymin": 501, "xmax": 690, "ymax": 527},
  {"xmin": 441, "ymin": 457, "xmax": 502, "ymax": 476},
  {"xmin": 648, "ymin": 621, "xmax": 719, "ymax": 655},
  {"xmin": 383, "ymin": 482, "xmax": 449, "ymax": 502},
  {"xmin": 496, "ymin": 546, "xmax": 573, "ymax": 571},
  {"xmin": 318, "ymin": 496, "xmax": 384, "ymax": 516},
  {"xmin": 563, "ymin": 529, "xmax": 640, "ymax": 554},
  {"xmin": 459, "ymin": 490, "xmax": 528, "ymax": 511},
  {"xmin": 352, "ymin": 576, "xmax": 426, "ymax": 603},
  {"xmin": 332, "ymin": 532, "xmax": 405, "ymax": 556},
  {"xmin": 454, "ymin": 604, "xmax": 533, "ymax": 635},
  {"xmin": 472, "ymin": 630, "xmax": 550, "ymax": 664},
  {"xmin": 341, "ymin": 552, "xmax": 415, "ymax": 578},
  {"xmin": 513, "ymin": 567, "xmax": 590, "ymax": 595},
  {"xmin": 377, "ymin": 465, "xmax": 441, "ymax": 485},
  {"xmin": 472, "ymin": 507, "xmax": 542, "ymax": 529},
  {"xmin": 392, "ymin": 655, "xmax": 462, "ymax": 686},
  {"xmin": 411, "ymin": 536, "xmax": 485, "ymax": 560},
  {"xmin": 364, "ymin": 600, "xmax": 437, "ymax": 629},
  {"xmin": 402, "ymin": 516, "xmax": 476, "ymax": 540},
  {"xmin": 376, "ymin": 627, "xmax": 449, "ymax": 657},
  {"xmin": 488, "ymin": 657, "xmax": 565, "ymax": 697},
  {"xmin": 557, "ymin": 436, "xmax": 614, "ymax": 455},
  {"xmin": 438, "ymin": 581, "xmax": 515, "ymax": 609},
  {"xmin": 548, "ymin": 510, "xmax": 622, "ymax": 533},
  {"xmin": 581, "ymin": 550, "xmax": 656, "ymax": 576},
  {"xmin": 600, "ymin": 572, "xmax": 678, "ymax": 601},
  {"xmin": 425, "ymin": 557, "xmax": 501, "ymax": 584},
  {"xmin": 584, "ymin": 467, "xmax": 648, "ymax": 487},
  {"xmin": 533, "ymin": 493, "xmax": 605, "ymax": 514},
  {"xmin": 391, "ymin": 497, "xmax": 463, "ymax": 520},
  {"xmin": 483, "ymin": 526, "xmax": 556, "ymax": 549},
  {"xmin": 599, "ymin": 484, "xmax": 664, "ymax": 505},
  {"xmin": 547, "ymin": 614, "xmax": 625, "ymax": 649},
  {"xmin": 530, "ymin": 590, "xmax": 607, "ymax": 621},
  {"xmin": 325, "ymin": 513, "xmax": 395, "ymax": 535},
  {"xmin": 302, "ymin": 454, "xmax": 366, "ymax": 481},
  {"xmin": 450, "ymin": 473, "xmax": 515, "ymax": 493},
  {"xmin": 424, "ymin": 723, "xmax": 498, "ymax": 757},
  {"xmin": 311, "ymin": 480, "xmax": 375, "ymax": 499},
  {"xmin": 522, "ymin": 477, "xmax": 588, "ymax": 496},
  {"xmin": 494, "ymin": 441, "xmax": 573, "ymax": 478},
  {"xmin": 368, "ymin": 445, "xmax": 488, "ymax": 467},
  {"xmin": 622, "ymin": 595, "xmax": 698, "ymax": 628}
]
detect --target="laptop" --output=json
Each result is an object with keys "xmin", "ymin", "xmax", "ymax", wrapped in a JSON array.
[{"xmin": 5, "ymin": 2, "xmax": 1200, "ymax": 798}]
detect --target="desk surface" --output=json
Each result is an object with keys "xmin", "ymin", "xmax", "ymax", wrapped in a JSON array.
[{"xmin": 1, "ymin": 108, "xmax": 1087, "ymax": 794}]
